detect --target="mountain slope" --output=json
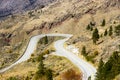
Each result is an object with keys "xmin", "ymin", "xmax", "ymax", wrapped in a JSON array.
[
  {"xmin": 0, "ymin": 0, "xmax": 56, "ymax": 18},
  {"xmin": 0, "ymin": 0, "xmax": 120, "ymax": 79}
]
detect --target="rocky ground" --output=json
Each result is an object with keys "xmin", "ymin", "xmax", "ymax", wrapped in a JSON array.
[
  {"xmin": 0, "ymin": 0, "xmax": 57, "ymax": 18},
  {"xmin": 0, "ymin": 0, "xmax": 120, "ymax": 79}
]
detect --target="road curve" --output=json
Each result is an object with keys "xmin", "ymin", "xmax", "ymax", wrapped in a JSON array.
[
  {"xmin": 54, "ymin": 35, "xmax": 97, "ymax": 80},
  {"xmin": 0, "ymin": 33, "xmax": 96, "ymax": 80},
  {"xmin": 0, "ymin": 34, "xmax": 70, "ymax": 73}
]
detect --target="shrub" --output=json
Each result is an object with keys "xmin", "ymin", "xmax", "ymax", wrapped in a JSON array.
[
  {"xmin": 61, "ymin": 69, "xmax": 82, "ymax": 80},
  {"xmin": 7, "ymin": 77, "xmax": 18, "ymax": 80}
]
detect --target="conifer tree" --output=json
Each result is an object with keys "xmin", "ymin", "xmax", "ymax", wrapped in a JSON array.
[
  {"xmin": 44, "ymin": 36, "xmax": 48, "ymax": 44},
  {"xmin": 81, "ymin": 46, "xmax": 87, "ymax": 56},
  {"xmin": 104, "ymin": 29, "xmax": 108, "ymax": 36},
  {"xmin": 37, "ymin": 60, "xmax": 44, "ymax": 76},
  {"xmin": 109, "ymin": 26, "xmax": 113, "ymax": 36},
  {"xmin": 92, "ymin": 28, "xmax": 99, "ymax": 44},
  {"xmin": 46, "ymin": 69, "xmax": 53, "ymax": 80},
  {"xmin": 86, "ymin": 24, "xmax": 91, "ymax": 30},
  {"xmin": 101, "ymin": 19, "xmax": 106, "ymax": 26},
  {"xmin": 96, "ymin": 58, "xmax": 104, "ymax": 80}
]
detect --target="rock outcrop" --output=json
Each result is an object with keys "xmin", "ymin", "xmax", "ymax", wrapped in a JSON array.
[{"xmin": 0, "ymin": 0, "xmax": 56, "ymax": 18}]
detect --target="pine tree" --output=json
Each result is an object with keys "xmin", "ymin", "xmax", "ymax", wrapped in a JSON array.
[
  {"xmin": 81, "ymin": 46, "xmax": 87, "ymax": 56},
  {"xmin": 90, "ymin": 26, "xmax": 93, "ymax": 31},
  {"xmin": 46, "ymin": 69, "xmax": 53, "ymax": 80},
  {"xmin": 92, "ymin": 28, "xmax": 99, "ymax": 44},
  {"xmin": 37, "ymin": 60, "xmax": 45, "ymax": 76},
  {"xmin": 101, "ymin": 19, "xmax": 106, "ymax": 26},
  {"xmin": 44, "ymin": 36, "xmax": 48, "ymax": 44},
  {"xmin": 96, "ymin": 58, "xmax": 104, "ymax": 80},
  {"xmin": 109, "ymin": 26, "xmax": 113, "ymax": 36},
  {"xmin": 104, "ymin": 29, "xmax": 108, "ymax": 36},
  {"xmin": 86, "ymin": 24, "xmax": 91, "ymax": 30},
  {"xmin": 96, "ymin": 51, "xmax": 120, "ymax": 80},
  {"xmin": 37, "ymin": 54, "xmax": 44, "ymax": 62},
  {"xmin": 104, "ymin": 51, "xmax": 120, "ymax": 80}
]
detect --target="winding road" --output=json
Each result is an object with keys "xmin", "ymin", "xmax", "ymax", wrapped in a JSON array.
[{"xmin": 0, "ymin": 34, "xmax": 96, "ymax": 80}]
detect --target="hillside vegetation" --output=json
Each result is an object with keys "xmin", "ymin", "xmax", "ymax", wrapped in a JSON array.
[{"xmin": 0, "ymin": 0, "xmax": 120, "ymax": 80}]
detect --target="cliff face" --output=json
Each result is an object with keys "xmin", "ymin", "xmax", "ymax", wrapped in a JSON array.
[{"xmin": 0, "ymin": 0, "xmax": 56, "ymax": 17}]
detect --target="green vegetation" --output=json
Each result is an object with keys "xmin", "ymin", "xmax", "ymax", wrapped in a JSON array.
[
  {"xmin": 85, "ymin": 51, "xmax": 98, "ymax": 63},
  {"xmin": 109, "ymin": 26, "xmax": 113, "ymax": 36},
  {"xmin": 81, "ymin": 46, "xmax": 98, "ymax": 63},
  {"xmin": 101, "ymin": 19, "xmax": 106, "ymax": 26},
  {"xmin": 96, "ymin": 59, "xmax": 104, "ymax": 80},
  {"xmin": 7, "ymin": 77, "xmax": 18, "ymax": 80},
  {"xmin": 45, "ymin": 69, "xmax": 53, "ymax": 80},
  {"xmin": 86, "ymin": 22, "xmax": 95, "ymax": 31},
  {"xmin": 96, "ymin": 51, "xmax": 120, "ymax": 80},
  {"xmin": 44, "ymin": 36, "xmax": 48, "ymax": 44},
  {"xmin": 81, "ymin": 46, "xmax": 87, "ymax": 56},
  {"xmin": 86, "ymin": 24, "xmax": 93, "ymax": 31},
  {"xmin": 115, "ymin": 24, "xmax": 120, "ymax": 36},
  {"xmin": 36, "ymin": 60, "xmax": 45, "ymax": 77},
  {"xmin": 92, "ymin": 28, "xmax": 99, "ymax": 44},
  {"xmin": 86, "ymin": 24, "xmax": 91, "ymax": 30},
  {"xmin": 35, "ymin": 54, "xmax": 53, "ymax": 80},
  {"xmin": 104, "ymin": 29, "xmax": 108, "ymax": 36},
  {"xmin": 38, "ymin": 36, "xmax": 58, "ymax": 45},
  {"xmin": 28, "ymin": 11, "xmax": 35, "ymax": 18}
]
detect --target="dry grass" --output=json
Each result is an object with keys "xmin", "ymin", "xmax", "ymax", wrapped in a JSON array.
[
  {"xmin": 44, "ymin": 55, "xmax": 81, "ymax": 80},
  {"xmin": 0, "ymin": 61, "xmax": 37, "ymax": 80},
  {"xmin": 0, "ymin": 0, "xmax": 120, "ymax": 79}
]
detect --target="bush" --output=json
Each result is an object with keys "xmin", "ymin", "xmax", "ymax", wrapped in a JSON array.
[
  {"xmin": 7, "ymin": 77, "xmax": 18, "ymax": 80},
  {"xmin": 61, "ymin": 69, "xmax": 82, "ymax": 80}
]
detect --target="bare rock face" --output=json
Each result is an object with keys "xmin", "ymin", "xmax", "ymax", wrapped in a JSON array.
[
  {"xmin": 101, "ymin": 0, "xmax": 120, "ymax": 8},
  {"xmin": 0, "ymin": 0, "xmax": 56, "ymax": 17}
]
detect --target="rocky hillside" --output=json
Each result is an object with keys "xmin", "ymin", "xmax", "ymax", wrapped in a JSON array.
[
  {"xmin": 0, "ymin": 0, "xmax": 56, "ymax": 18},
  {"xmin": 0, "ymin": 0, "xmax": 120, "ymax": 79}
]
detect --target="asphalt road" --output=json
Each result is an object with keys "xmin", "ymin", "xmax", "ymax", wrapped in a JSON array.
[
  {"xmin": 54, "ymin": 36, "xmax": 96, "ymax": 80},
  {"xmin": 0, "ymin": 34, "xmax": 96, "ymax": 80},
  {"xmin": 0, "ymin": 34, "xmax": 71, "ymax": 73}
]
